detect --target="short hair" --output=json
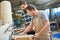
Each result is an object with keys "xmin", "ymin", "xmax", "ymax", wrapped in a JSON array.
[
  {"xmin": 19, "ymin": 0, "xmax": 27, "ymax": 6},
  {"xmin": 26, "ymin": 4, "xmax": 36, "ymax": 11}
]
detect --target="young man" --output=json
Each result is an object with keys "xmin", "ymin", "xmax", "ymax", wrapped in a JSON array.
[
  {"xmin": 19, "ymin": 0, "xmax": 32, "ymax": 26},
  {"xmin": 20, "ymin": 5, "xmax": 50, "ymax": 40},
  {"xmin": 19, "ymin": 0, "xmax": 35, "ymax": 34}
]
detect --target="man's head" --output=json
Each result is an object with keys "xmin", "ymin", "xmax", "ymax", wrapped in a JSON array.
[
  {"xmin": 19, "ymin": 0, "xmax": 27, "ymax": 10},
  {"xmin": 26, "ymin": 5, "xmax": 37, "ymax": 16}
]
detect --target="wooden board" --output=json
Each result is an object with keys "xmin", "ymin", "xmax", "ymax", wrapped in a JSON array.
[{"xmin": 12, "ymin": 35, "xmax": 34, "ymax": 40}]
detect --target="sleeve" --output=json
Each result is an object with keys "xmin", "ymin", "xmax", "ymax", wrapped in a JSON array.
[{"xmin": 40, "ymin": 11, "xmax": 49, "ymax": 21}]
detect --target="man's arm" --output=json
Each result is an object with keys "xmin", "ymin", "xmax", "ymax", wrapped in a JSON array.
[
  {"xmin": 20, "ymin": 21, "xmax": 33, "ymax": 34},
  {"xmin": 38, "ymin": 11, "xmax": 50, "ymax": 35},
  {"xmin": 38, "ymin": 20, "xmax": 50, "ymax": 35},
  {"xmin": 34, "ymin": 20, "xmax": 50, "ymax": 37}
]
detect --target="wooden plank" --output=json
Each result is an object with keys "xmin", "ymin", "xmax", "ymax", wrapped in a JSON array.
[{"xmin": 12, "ymin": 35, "xmax": 34, "ymax": 40}]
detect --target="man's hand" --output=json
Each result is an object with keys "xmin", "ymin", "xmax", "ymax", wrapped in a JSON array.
[
  {"xmin": 33, "ymin": 33, "xmax": 40, "ymax": 38},
  {"xmin": 19, "ymin": 32, "xmax": 25, "ymax": 35}
]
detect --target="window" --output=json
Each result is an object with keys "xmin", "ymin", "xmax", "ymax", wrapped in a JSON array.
[
  {"xmin": 44, "ymin": 9, "xmax": 50, "ymax": 18},
  {"xmin": 44, "ymin": 7, "xmax": 60, "ymax": 21},
  {"xmin": 58, "ymin": 7, "xmax": 60, "ymax": 12},
  {"xmin": 52, "ymin": 7, "xmax": 60, "ymax": 17}
]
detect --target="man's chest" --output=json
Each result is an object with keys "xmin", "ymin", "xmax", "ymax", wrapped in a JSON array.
[{"xmin": 33, "ymin": 17, "xmax": 44, "ymax": 32}]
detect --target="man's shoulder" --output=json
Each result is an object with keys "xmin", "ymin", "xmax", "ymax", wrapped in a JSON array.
[{"xmin": 38, "ymin": 10, "xmax": 44, "ymax": 16}]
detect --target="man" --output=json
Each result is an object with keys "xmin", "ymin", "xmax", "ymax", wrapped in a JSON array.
[
  {"xmin": 19, "ymin": 0, "xmax": 32, "ymax": 26},
  {"xmin": 19, "ymin": 0, "xmax": 35, "ymax": 34},
  {"xmin": 20, "ymin": 5, "xmax": 50, "ymax": 40}
]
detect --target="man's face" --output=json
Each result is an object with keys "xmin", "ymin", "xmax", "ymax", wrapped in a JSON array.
[
  {"xmin": 20, "ymin": 4, "xmax": 26, "ymax": 10},
  {"xmin": 26, "ymin": 9, "xmax": 35, "ymax": 16}
]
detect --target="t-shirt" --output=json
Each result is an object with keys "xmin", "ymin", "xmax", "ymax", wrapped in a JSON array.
[
  {"xmin": 33, "ymin": 11, "xmax": 50, "ymax": 40},
  {"xmin": 33, "ymin": 11, "xmax": 50, "ymax": 32},
  {"xmin": 33, "ymin": 11, "xmax": 49, "ymax": 22},
  {"xmin": 20, "ymin": 10, "xmax": 32, "ymax": 26}
]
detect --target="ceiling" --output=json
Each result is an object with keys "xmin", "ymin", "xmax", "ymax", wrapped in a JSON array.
[
  {"xmin": 0, "ymin": 0, "xmax": 60, "ymax": 10},
  {"xmin": 9, "ymin": 0, "xmax": 57, "ymax": 5}
]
